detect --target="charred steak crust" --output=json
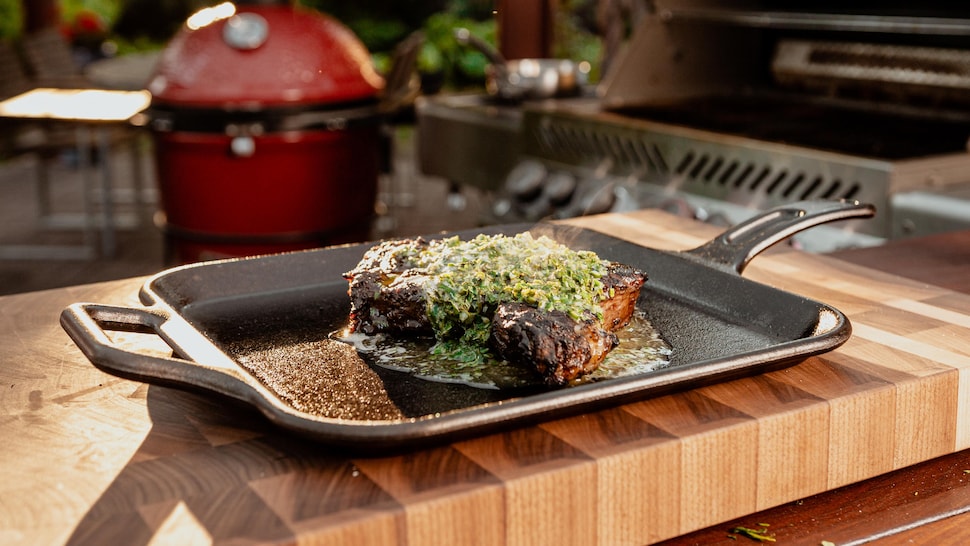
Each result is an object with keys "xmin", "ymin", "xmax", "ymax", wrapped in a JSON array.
[
  {"xmin": 343, "ymin": 235, "xmax": 648, "ymax": 385},
  {"xmin": 489, "ymin": 302, "xmax": 619, "ymax": 386},
  {"xmin": 346, "ymin": 269, "xmax": 431, "ymax": 335},
  {"xmin": 600, "ymin": 262, "xmax": 647, "ymax": 331},
  {"xmin": 344, "ymin": 238, "xmax": 431, "ymax": 335}
]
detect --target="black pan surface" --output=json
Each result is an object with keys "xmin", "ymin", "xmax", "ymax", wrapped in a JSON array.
[{"xmin": 61, "ymin": 200, "xmax": 874, "ymax": 452}]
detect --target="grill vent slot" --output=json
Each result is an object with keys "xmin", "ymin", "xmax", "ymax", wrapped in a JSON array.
[
  {"xmin": 731, "ymin": 163, "xmax": 754, "ymax": 188},
  {"xmin": 800, "ymin": 176, "xmax": 824, "ymax": 200},
  {"xmin": 688, "ymin": 155, "xmax": 711, "ymax": 179},
  {"xmin": 703, "ymin": 157, "xmax": 724, "ymax": 182},
  {"xmin": 717, "ymin": 161, "xmax": 739, "ymax": 186},
  {"xmin": 843, "ymin": 183, "xmax": 860, "ymax": 200},
  {"xmin": 765, "ymin": 170, "xmax": 789, "ymax": 195}
]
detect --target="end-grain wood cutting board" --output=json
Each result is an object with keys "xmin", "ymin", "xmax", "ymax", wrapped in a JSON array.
[{"xmin": 4, "ymin": 208, "xmax": 970, "ymax": 546}]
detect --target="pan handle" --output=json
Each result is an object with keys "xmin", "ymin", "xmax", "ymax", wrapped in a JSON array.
[
  {"xmin": 683, "ymin": 199, "xmax": 876, "ymax": 274},
  {"xmin": 60, "ymin": 303, "xmax": 254, "ymax": 402}
]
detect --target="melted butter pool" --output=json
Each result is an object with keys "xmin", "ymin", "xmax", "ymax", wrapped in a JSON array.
[{"xmin": 334, "ymin": 311, "xmax": 671, "ymax": 390}]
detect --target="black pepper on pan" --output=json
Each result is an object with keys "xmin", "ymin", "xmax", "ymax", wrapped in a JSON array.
[{"xmin": 230, "ymin": 335, "xmax": 404, "ymax": 421}]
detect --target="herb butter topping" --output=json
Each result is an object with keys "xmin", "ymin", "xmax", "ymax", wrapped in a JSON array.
[{"xmin": 388, "ymin": 232, "xmax": 611, "ymax": 363}]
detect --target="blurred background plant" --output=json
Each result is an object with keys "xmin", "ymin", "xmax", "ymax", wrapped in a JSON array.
[
  {"xmin": 0, "ymin": 0, "xmax": 196, "ymax": 56},
  {"xmin": 0, "ymin": 0, "xmax": 24, "ymax": 39},
  {"xmin": 304, "ymin": 0, "xmax": 603, "ymax": 91},
  {"xmin": 302, "ymin": 0, "xmax": 498, "ymax": 92},
  {"xmin": 0, "ymin": 0, "xmax": 603, "ymax": 90},
  {"xmin": 555, "ymin": 0, "xmax": 602, "ymax": 81}
]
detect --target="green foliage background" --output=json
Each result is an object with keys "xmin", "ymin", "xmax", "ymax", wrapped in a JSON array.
[
  {"xmin": 0, "ymin": 0, "xmax": 23, "ymax": 38},
  {"xmin": 0, "ymin": 0, "xmax": 602, "ymax": 88}
]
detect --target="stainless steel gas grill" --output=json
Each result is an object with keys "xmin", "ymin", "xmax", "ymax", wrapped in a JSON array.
[{"xmin": 417, "ymin": 1, "xmax": 970, "ymax": 251}]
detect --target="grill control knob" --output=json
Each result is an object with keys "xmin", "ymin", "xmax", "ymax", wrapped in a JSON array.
[
  {"xmin": 579, "ymin": 182, "xmax": 616, "ymax": 215},
  {"xmin": 504, "ymin": 159, "xmax": 547, "ymax": 201},
  {"xmin": 544, "ymin": 171, "xmax": 577, "ymax": 205}
]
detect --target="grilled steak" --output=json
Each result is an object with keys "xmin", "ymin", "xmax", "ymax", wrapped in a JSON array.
[
  {"xmin": 345, "ymin": 238, "xmax": 432, "ymax": 336},
  {"xmin": 344, "ymin": 234, "xmax": 647, "ymax": 385}
]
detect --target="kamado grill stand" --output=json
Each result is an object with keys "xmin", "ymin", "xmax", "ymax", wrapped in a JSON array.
[{"xmin": 147, "ymin": 0, "xmax": 385, "ymax": 263}]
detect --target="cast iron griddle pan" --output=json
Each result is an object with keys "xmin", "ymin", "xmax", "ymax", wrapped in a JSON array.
[{"xmin": 61, "ymin": 200, "xmax": 875, "ymax": 452}]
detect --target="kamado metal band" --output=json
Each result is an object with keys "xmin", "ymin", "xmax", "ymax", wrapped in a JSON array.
[{"xmin": 147, "ymin": 99, "xmax": 383, "ymax": 134}]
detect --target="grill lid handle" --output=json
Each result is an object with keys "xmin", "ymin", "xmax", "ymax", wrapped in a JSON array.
[
  {"xmin": 223, "ymin": 12, "xmax": 269, "ymax": 50},
  {"xmin": 684, "ymin": 199, "xmax": 877, "ymax": 274}
]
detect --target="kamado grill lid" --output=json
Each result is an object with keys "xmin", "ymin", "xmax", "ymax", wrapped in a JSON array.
[{"xmin": 147, "ymin": 2, "xmax": 384, "ymax": 109}]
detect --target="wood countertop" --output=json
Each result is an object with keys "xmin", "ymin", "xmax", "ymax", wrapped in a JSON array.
[{"xmin": 2, "ymin": 209, "xmax": 970, "ymax": 545}]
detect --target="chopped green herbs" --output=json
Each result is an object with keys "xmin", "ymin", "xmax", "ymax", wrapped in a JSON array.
[
  {"xmin": 382, "ymin": 232, "xmax": 611, "ymax": 363},
  {"xmin": 729, "ymin": 524, "xmax": 776, "ymax": 543}
]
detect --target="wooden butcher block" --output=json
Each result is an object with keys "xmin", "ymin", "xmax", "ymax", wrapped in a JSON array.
[{"xmin": 3, "ymin": 208, "xmax": 970, "ymax": 546}]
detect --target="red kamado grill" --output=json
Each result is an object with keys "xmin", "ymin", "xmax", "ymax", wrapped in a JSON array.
[{"xmin": 146, "ymin": 0, "xmax": 385, "ymax": 263}]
